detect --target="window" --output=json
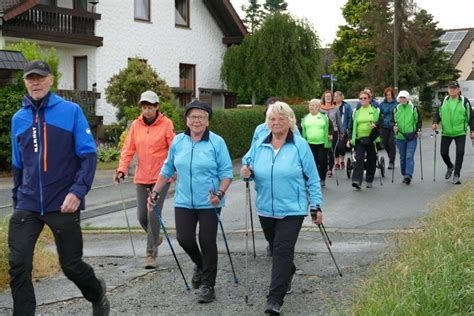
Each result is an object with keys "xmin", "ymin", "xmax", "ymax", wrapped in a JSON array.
[
  {"xmin": 178, "ymin": 64, "xmax": 195, "ymax": 106},
  {"xmin": 134, "ymin": 0, "xmax": 150, "ymax": 21},
  {"xmin": 74, "ymin": 56, "xmax": 88, "ymax": 91},
  {"xmin": 73, "ymin": 0, "xmax": 88, "ymax": 11},
  {"xmin": 39, "ymin": 0, "xmax": 57, "ymax": 5},
  {"xmin": 175, "ymin": 0, "xmax": 189, "ymax": 27}
]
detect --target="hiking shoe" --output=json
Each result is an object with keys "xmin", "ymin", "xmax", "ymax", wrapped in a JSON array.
[
  {"xmin": 452, "ymin": 175, "xmax": 461, "ymax": 184},
  {"xmin": 352, "ymin": 182, "xmax": 361, "ymax": 190},
  {"xmin": 327, "ymin": 170, "xmax": 333, "ymax": 177},
  {"xmin": 320, "ymin": 180, "xmax": 326, "ymax": 187},
  {"xmin": 145, "ymin": 255, "xmax": 156, "ymax": 269},
  {"xmin": 192, "ymin": 265, "xmax": 202, "ymax": 289},
  {"xmin": 340, "ymin": 161, "xmax": 345, "ymax": 169},
  {"xmin": 335, "ymin": 163, "xmax": 341, "ymax": 170},
  {"xmin": 445, "ymin": 167, "xmax": 454, "ymax": 179},
  {"xmin": 286, "ymin": 272, "xmax": 296, "ymax": 294},
  {"xmin": 265, "ymin": 300, "xmax": 282, "ymax": 314},
  {"xmin": 404, "ymin": 176, "xmax": 411, "ymax": 185},
  {"xmin": 92, "ymin": 277, "xmax": 110, "ymax": 316},
  {"xmin": 366, "ymin": 182, "xmax": 373, "ymax": 188},
  {"xmin": 198, "ymin": 285, "xmax": 215, "ymax": 303},
  {"xmin": 266, "ymin": 244, "xmax": 273, "ymax": 257},
  {"xmin": 388, "ymin": 163, "xmax": 394, "ymax": 170}
]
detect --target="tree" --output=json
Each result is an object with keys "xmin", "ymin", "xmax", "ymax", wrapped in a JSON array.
[
  {"xmin": 7, "ymin": 39, "xmax": 61, "ymax": 90},
  {"xmin": 331, "ymin": 0, "xmax": 459, "ymax": 101},
  {"xmin": 105, "ymin": 58, "xmax": 173, "ymax": 121},
  {"xmin": 221, "ymin": 13, "xmax": 322, "ymax": 104},
  {"xmin": 263, "ymin": 0, "xmax": 288, "ymax": 15},
  {"xmin": 242, "ymin": 0, "xmax": 264, "ymax": 34}
]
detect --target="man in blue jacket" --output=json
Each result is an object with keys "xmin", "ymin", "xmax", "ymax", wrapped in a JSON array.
[{"xmin": 9, "ymin": 61, "xmax": 109, "ymax": 316}]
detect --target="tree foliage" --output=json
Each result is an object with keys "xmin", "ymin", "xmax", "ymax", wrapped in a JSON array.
[
  {"xmin": 105, "ymin": 58, "xmax": 173, "ymax": 121},
  {"xmin": 331, "ymin": 0, "xmax": 459, "ymax": 102},
  {"xmin": 221, "ymin": 13, "xmax": 322, "ymax": 104},
  {"xmin": 263, "ymin": 0, "xmax": 288, "ymax": 15},
  {"xmin": 242, "ymin": 0, "xmax": 264, "ymax": 34},
  {"xmin": 7, "ymin": 39, "xmax": 61, "ymax": 90}
]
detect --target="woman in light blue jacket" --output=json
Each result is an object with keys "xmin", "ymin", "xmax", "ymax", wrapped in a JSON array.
[
  {"xmin": 241, "ymin": 101, "xmax": 323, "ymax": 315},
  {"xmin": 148, "ymin": 100, "xmax": 233, "ymax": 304}
]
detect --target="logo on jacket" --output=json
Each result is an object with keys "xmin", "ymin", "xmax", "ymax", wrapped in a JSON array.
[
  {"xmin": 86, "ymin": 128, "xmax": 91, "ymax": 134},
  {"xmin": 32, "ymin": 126, "xmax": 38, "ymax": 153}
]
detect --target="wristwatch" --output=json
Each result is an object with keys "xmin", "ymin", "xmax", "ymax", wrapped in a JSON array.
[
  {"xmin": 151, "ymin": 190, "xmax": 160, "ymax": 202},
  {"xmin": 214, "ymin": 190, "xmax": 225, "ymax": 200}
]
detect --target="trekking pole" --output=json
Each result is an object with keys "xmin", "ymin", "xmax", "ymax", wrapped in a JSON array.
[
  {"xmin": 320, "ymin": 223, "xmax": 332, "ymax": 246},
  {"xmin": 246, "ymin": 181, "xmax": 256, "ymax": 258},
  {"xmin": 431, "ymin": 131, "xmax": 438, "ymax": 182},
  {"xmin": 318, "ymin": 224, "xmax": 342, "ymax": 277},
  {"xmin": 333, "ymin": 135, "xmax": 340, "ymax": 186},
  {"xmin": 118, "ymin": 179, "xmax": 136, "ymax": 258},
  {"xmin": 375, "ymin": 143, "xmax": 383, "ymax": 186},
  {"xmin": 419, "ymin": 131, "xmax": 423, "ymax": 181},
  {"xmin": 210, "ymin": 191, "xmax": 239, "ymax": 284},
  {"xmin": 148, "ymin": 192, "xmax": 190, "ymax": 291},
  {"xmin": 245, "ymin": 163, "xmax": 256, "ymax": 258},
  {"xmin": 244, "ymin": 183, "xmax": 251, "ymax": 305}
]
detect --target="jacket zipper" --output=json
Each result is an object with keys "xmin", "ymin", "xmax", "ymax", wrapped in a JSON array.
[
  {"xmin": 36, "ymin": 113, "xmax": 45, "ymax": 215},
  {"xmin": 270, "ymin": 148, "xmax": 281, "ymax": 216},
  {"xmin": 190, "ymin": 141, "xmax": 196, "ymax": 209}
]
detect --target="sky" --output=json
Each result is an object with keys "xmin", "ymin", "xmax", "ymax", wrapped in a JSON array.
[{"xmin": 229, "ymin": 0, "xmax": 474, "ymax": 46}]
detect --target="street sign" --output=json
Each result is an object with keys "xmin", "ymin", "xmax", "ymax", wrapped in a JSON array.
[{"xmin": 321, "ymin": 74, "xmax": 331, "ymax": 79}]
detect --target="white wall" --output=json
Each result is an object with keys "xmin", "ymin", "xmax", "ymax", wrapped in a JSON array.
[
  {"xmin": 94, "ymin": 0, "xmax": 228, "ymax": 124},
  {"xmin": 456, "ymin": 40, "xmax": 474, "ymax": 80}
]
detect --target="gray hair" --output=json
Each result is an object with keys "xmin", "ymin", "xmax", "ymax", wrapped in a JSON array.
[
  {"xmin": 266, "ymin": 101, "xmax": 297, "ymax": 132},
  {"xmin": 308, "ymin": 98, "xmax": 321, "ymax": 109}
]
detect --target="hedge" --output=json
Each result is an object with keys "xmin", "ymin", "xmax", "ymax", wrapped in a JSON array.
[{"xmin": 207, "ymin": 104, "xmax": 308, "ymax": 159}]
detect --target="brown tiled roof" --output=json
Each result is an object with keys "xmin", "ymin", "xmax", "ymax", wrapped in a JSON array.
[
  {"xmin": 3, "ymin": 0, "xmax": 40, "ymax": 21},
  {"xmin": 203, "ymin": 0, "xmax": 248, "ymax": 43},
  {"xmin": 444, "ymin": 28, "xmax": 474, "ymax": 65}
]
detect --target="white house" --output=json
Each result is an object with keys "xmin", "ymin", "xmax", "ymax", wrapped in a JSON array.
[{"xmin": 0, "ymin": 0, "xmax": 247, "ymax": 124}]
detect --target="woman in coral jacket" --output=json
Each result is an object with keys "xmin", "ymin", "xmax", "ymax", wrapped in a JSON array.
[{"xmin": 114, "ymin": 90, "xmax": 175, "ymax": 269}]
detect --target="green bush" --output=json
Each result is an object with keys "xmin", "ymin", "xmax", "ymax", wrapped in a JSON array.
[
  {"xmin": 102, "ymin": 123, "xmax": 126, "ymax": 145},
  {"xmin": 97, "ymin": 145, "xmax": 121, "ymax": 162},
  {"xmin": 7, "ymin": 39, "xmax": 61, "ymax": 90},
  {"xmin": 208, "ymin": 104, "xmax": 308, "ymax": 159},
  {"xmin": 0, "ymin": 85, "xmax": 25, "ymax": 171},
  {"xmin": 105, "ymin": 58, "xmax": 173, "ymax": 121}
]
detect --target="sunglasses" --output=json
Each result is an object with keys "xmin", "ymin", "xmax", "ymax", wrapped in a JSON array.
[{"xmin": 359, "ymin": 97, "xmax": 369, "ymax": 100}]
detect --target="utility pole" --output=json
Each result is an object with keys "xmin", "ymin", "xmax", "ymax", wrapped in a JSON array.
[{"xmin": 393, "ymin": 0, "xmax": 398, "ymax": 94}]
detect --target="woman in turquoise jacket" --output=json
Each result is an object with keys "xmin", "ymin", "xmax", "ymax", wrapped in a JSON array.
[
  {"xmin": 241, "ymin": 101, "xmax": 323, "ymax": 315},
  {"xmin": 148, "ymin": 100, "xmax": 233, "ymax": 303}
]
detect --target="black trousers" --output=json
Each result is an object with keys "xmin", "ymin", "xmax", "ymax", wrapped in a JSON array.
[
  {"xmin": 8, "ymin": 210, "xmax": 103, "ymax": 316},
  {"xmin": 440, "ymin": 135, "xmax": 466, "ymax": 177},
  {"xmin": 259, "ymin": 215, "xmax": 304, "ymax": 306},
  {"xmin": 175, "ymin": 207, "xmax": 219, "ymax": 287},
  {"xmin": 381, "ymin": 128, "xmax": 396, "ymax": 164},
  {"xmin": 309, "ymin": 144, "xmax": 328, "ymax": 181},
  {"xmin": 352, "ymin": 141, "xmax": 377, "ymax": 184}
]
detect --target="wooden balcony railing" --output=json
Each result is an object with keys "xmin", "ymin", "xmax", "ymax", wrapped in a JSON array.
[
  {"xmin": 2, "ymin": 5, "xmax": 103, "ymax": 47},
  {"xmin": 57, "ymin": 89, "xmax": 103, "ymax": 128}
]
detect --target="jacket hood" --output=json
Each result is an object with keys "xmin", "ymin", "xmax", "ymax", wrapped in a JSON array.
[{"xmin": 22, "ymin": 92, "xmax": 62, "ymax": 109}]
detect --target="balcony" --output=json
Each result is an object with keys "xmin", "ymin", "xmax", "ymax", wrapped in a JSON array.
[
  {"xmin": 1, "ymin": 4, "xmax": 103, "ymax": 47},
  {"xmin": 57, "ymin": 89, "xmax": 103, "ymax": 131}
]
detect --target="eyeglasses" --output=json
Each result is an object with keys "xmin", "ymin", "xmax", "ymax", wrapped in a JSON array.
[
  {"xmin": 25, "ymin": 76, "xmax": 48, "ymax": 83},
  {"xmin": 359, "ymin": 97, "xmax": 369, "ymax": 100},
  {"xmin": 187, "ymin": 115, "xmax": 208, "ymax": 122}
]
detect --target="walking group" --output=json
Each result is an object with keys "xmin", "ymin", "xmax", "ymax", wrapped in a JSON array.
[{"xmin": 7, "ymin": 60, "xmax": 474, "ymax": 316}]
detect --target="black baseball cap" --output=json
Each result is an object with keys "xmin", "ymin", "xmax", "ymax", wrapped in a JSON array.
[
  {"xmin": 23, "ymin": 60, "xmax": 52, "ymax": 78},
  {"xmin": 185, "ymin": 100, "xmax": 213, "ymax": 119},
  {"xmin": 448, "ymin": 81, "xmax": 460, "ymax": 88}
]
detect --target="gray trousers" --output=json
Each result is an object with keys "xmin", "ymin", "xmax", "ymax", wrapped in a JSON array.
[{"xmin": 136, "ymin": 183, "xmax": 170, "ymax": 257}]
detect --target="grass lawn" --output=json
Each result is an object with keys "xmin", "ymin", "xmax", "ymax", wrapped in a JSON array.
[
  {"xmin": 349, "ymin": 179, "xmax": 473, "ymax": 314},
  {"xmin": 96, "ymin": 160, "xmax": 119, "ymax": 170}
]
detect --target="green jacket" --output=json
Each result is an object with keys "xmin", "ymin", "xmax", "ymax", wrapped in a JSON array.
[
  {"xmin": 392, "ymin": 103, "xmax": 422, "ymax": 141},
  {"xmin": 301, "ymin": 112, "xmax": 332, "ymax": 149},
  {"xmin": 348, "ymin": 105, "xmax": 382, "ymax": 145},
  {"xmin": 434, "ymin": 96, "xmax": 474, "ymax": 137}
]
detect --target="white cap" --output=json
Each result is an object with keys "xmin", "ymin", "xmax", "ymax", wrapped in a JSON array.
[
  {"xmin": 397, "ymin": 90, "xmax": 410, "ymax": 102},
  {"xmin": 139, "ymin": 90, "xmax": 159, "ymax": 104}
]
